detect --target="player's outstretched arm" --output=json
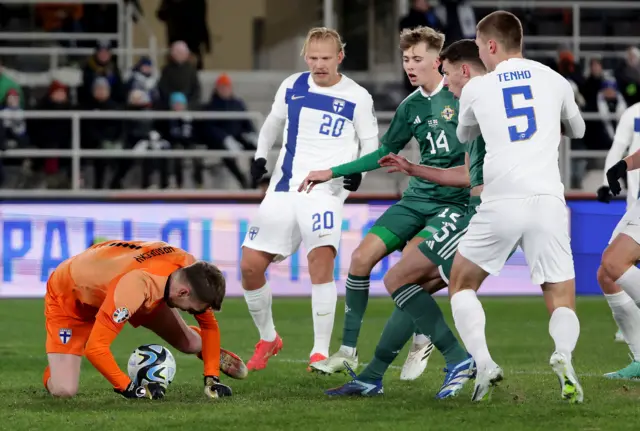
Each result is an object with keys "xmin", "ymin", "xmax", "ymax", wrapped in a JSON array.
[
  {"xmin": 379, "ymin": 153, "xmax": 470, "ymax": 188},
  {"xmin": 298, "ymin": 144, "xmax": 392, "ymax": 192},
  {"xmin": 84, "ymin": 272, "xmax": 164, "ymax": 399},
  {"xmin": 194, "ymin": 311, "xmax": 232, "ymax": 398},
  {"xmin": 251, "ymin": 112, "xmax": 285, "ymax": 182}
]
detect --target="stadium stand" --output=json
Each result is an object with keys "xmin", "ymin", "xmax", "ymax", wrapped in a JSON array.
[{"xmin": 0, "ymin": 0, "xmax": 639, "ymax": 195}]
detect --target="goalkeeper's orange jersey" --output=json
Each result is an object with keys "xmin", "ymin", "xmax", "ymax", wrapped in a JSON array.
[{"xmin": 46, "ymin": 240, "xmax": 221, "ymax": 390}]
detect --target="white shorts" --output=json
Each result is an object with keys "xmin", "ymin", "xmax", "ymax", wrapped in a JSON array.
[
  {"xmin": 242, "ymin": 191, "xmax": 344, "ymax": 262},
  {"xmin": 458, "ymin": 195, "xmax": 575, "ymax": 285},
  {"xmin": 609, "ymin": 200, "xmax": 640, "ymax": 245}
]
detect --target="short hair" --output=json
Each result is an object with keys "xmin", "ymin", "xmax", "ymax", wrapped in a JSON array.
[
  {"xmin": 439, "ymin": 39, "xmax": 486, "ymax": 71},
  {"xmin": 301, "ymin": 27, "xmax": 346, "ymax": 57},
  {"xmin": 476, "ymin": 11, "xmax": 523, "ymax": 53},
  {"xmin": 399, "ymin": 26, "xmax": 445, "ymax": 53},
  {"xmin": 183, "ymin": 261, "xmax": 226, "ymax": 311}
]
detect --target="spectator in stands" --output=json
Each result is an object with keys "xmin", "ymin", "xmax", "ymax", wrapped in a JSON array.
[
  {"xmin": 135, "ymin": 130, "xmax": 171, "ymax": 189},
  {"xmin": 126, "ymin": 56, "xmax": 158, "ymax": 104},
  {"xmin": 156, "ymin": 0, "xmax": 210, "ymax": 70},
  {"xmin": 81, "ymin": 77, "xmax": 123, "ymax": 189},
  {"xmin": 156, "ymin": 92, "xmax": 203, "ymax": 188},
  {"xmin": 399, "ymin": 1, "xmax": 444, "ymax": 95},
  {"xmin": 29, "ymin": 80, "xmax": 73, "ymax": 188},
  {"xmin": 615, "ymin": 46, "xmax": 640, "ymax": 106},
  {"xmin": 1, "ymin": 89, "xmax": 29, "ymax": 187},
  {"xmin": 158, "ymin": 41, "xmax": 201, "ymax": 110},
  {"xmin": 0, "ymin": 61, "xmax": 23, "ymax": 108},
  {"xmin": 111, "ymin": 89, "xmax": 154, "ymax": 189},
  {"xmin": 205, "ymin": 73, "xmax": 257, "ymax": 189},
  {"xmin": 598, "ymin": 78, "xmax": 628, "ymax": 149},
  {"xmin": 35, "ymin": 3, "xmax": 83, "ymax": 48},
  {"xmin": 555, "ymin": 47, "xmax": 584, "ymax": 88},
  {"xmin": 582, "ymin": 58, "xmax": 605, "ymax": 112},
  {"xmin": 438, "ymin": 0, "xmax": 477, "ymax": 42},
  {"xmin": 79, "ymin": 40, "xmax": 124, "ymax": 105}
]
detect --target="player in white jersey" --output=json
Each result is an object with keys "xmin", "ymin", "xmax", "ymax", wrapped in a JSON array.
[
  {"xmin": 596, "ymin": 102, "xmax": 640, "ymax": 344},
  {"xmin": 597, "ymin": 111, "xmax": 640, "ymax": 380},
  {"xmin": 240, "ymin": 28, "xmax": 379, "ymax": 371},
  {"xmin": 446, "ymin": 11, "xmax": 586, "ymax": 403}
]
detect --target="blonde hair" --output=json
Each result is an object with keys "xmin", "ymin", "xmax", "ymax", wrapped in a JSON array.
[
  {"xmin": 399, "ymin": 26, "xmax": 445, "ymax": 53},
  {"xmin": 300, "ymin": 27, "xmax": 346, "ymax": 56}
]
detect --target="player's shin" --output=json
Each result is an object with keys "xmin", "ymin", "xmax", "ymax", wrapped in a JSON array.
[
  {"xmin": 357, "ymin": 308, "xmax": 415, "ymax": 382},
  {"xmin": 450, "ymin": 289, "xmax": 496, "ymax": 371},
  {"xmin": 392, "ymin": 284, "xmax": 468, "ymax": 366},
  {"xmin": 605, "ymin": 291, "xmax": 640, "ymax": 361},
  {"xmin": 243, "ymin": 282, "xmax": 277, "ymax": 342},
  {"xmin": 342, "ymin": 273, "xmax": 370, "ymax": 351},
  {"xmin": 311, "ymin": 282, "xmax": 337, "ymax": 358}
]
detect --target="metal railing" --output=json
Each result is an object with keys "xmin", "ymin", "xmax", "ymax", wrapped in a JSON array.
[
  {"xmin": 469, "ymin": 1, "xmax": 640, "ymax": 61},
  {"xmin": 0, "ymin": 109, "xmax": 618, "ymax": 196},
  {"xmin": 0, "ymin": 0, "xmax": 158, "ymax": 72}
]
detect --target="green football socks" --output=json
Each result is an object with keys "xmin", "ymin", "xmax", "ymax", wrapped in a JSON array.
[
  {"xmin": 392, "ymin": 284, "xmax": 468, "ymax": 366},
  {"xmin": 342, "ymin": 273, "xmax": 370, "ymax": 348},
  {"xmin": 357, "ymin": 307, "xmax": 415, "ymax": 382}
]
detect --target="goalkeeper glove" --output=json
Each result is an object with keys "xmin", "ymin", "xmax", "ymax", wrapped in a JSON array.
[
  {"xmin": 596, "ymin": 185, "xmax": 612, "ymax": 203},
  {"xmin": 606, "ymin": 160, "xmax": 627, "ymax": 197},
  {"xmin": 343, "ymin": 173, "xmax": 362, "ymax": 192},
  {"xmin": 251, "ymin": 158, "xmax": 267, "ymax": 183},
  {"xmin": 204, "ymin": 376, "xmax": 232, "ymax": 399},
  {"xmin": 115, "ymin": 381, "xmax": 165, "ymax": 400}
]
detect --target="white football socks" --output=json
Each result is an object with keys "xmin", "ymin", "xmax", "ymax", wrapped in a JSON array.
[
  {"xmin": 548, "ymin": 306, "xmax": 580, "ymax": 362},
  {"xmin": 616, "ymin": 266, "xmax": 640, "ymax": 304},
  {"xmin": 244, "ymin": 282, "xmax": 277, "ymax": 342},
  {"xmin": 451, "ymin": 289, "xmax": 496, "ymax": 372},
  {"xmin": 311, "ymin": 281, "xmax": 337, "ymax": 357},
  {"xmin": 606, "ymin": 291, "xmax": 640, "ymax": 361}
]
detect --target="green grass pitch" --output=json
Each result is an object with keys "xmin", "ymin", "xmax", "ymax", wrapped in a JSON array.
[{"xmin": 1, "ymin": 296, "xmax": 639, "ymax": 431}]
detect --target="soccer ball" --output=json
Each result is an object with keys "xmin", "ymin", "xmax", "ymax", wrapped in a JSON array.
[{"xmin": 127, "ymin": 344, "xmax": 177, "ymax": 388}]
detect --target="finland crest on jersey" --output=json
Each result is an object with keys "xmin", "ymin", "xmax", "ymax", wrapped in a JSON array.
[
  {"xmin": 271, "ymin": 72, "xmax": 363, "ymax": 193},
  {"xmin": 59, "ymin": 328, "xmax": 72, "ymax": 344}
]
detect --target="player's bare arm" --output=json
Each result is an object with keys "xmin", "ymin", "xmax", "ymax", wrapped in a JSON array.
[{"xmin": 379, "ymin": 153, "xmax": 470, "ymax": 188}]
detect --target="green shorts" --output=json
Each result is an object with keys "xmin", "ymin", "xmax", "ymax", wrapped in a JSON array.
[
  {"xmin": 417, "ymin": 196, "xmax": 480, "ymax": 282},
  {"xmin": 371, "ymin": 198, "xmax": 468, "ymax": 253},
  {"xmin": 417, "ymin": 196, "xmax": 517, "ymax": 282}
]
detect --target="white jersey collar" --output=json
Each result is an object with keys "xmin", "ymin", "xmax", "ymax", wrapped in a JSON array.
[{"xmin": 419, "ymin": 77, "xmax": 445, "ymax": 97}]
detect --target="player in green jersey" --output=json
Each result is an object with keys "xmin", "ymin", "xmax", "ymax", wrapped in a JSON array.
[
  {"xmin": 324, "ymin": 39, "xmax": 487, "ymax": 399},
  {"xmin": 299, "ymin": 27, "xmax": 469, "ymax": 378}
]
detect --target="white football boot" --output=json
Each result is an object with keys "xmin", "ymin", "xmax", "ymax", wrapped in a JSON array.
[
  {"xmin": 471, "ymin": 364, "xmax": 504, "ymax": 402},
  {"xmin": 400, "ymin": 340, "xmax": 434, "ymax": 381},
  {"xmin": 550, "ymin": 351, "xmax": 584, "ymax": 404},
  {"xmin": 309, "ymin": 346, "xmax": 358, "ymax": 375}
]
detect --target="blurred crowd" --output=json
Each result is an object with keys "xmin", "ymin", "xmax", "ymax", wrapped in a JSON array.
[
  {"xmin": 0, "ymin": 38, "xmax": 258, "ymax": 190},
  {"xmin": 1, "ymin": 0, "xmax": 639, "ymax": 191}
]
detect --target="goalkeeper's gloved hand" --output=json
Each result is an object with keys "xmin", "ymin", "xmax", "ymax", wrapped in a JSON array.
[
  {"xmin": 251, "ymin": 158, "xmax": 267, "ymax": 183},
  {"xmin": 204, "ymin": 376, "xmax": 232, "ymax": 399},
  {"xmin": 606, "ymin": 160, "xmax": 628, "ymax": 197},
  {"xmin": 596, "ymin": 185, "xmax": 612, "ymax": 203},
  {"xmin": 115, "ymin": 381, "xmax": 165, "ymax": 399},
  {"xmin": 343, "ymin": 173, "xmax": 362, "ymax": 192}
]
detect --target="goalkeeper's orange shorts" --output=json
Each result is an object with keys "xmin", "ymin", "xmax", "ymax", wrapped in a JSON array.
[{"xmin": 45, "ymin": 292, "xmax": 94, "ymax": 356}]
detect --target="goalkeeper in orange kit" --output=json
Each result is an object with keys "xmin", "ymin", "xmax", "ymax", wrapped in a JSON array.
[{"xmin": 43, "ymin": 240, "xmax": 247, "ymax": 399}]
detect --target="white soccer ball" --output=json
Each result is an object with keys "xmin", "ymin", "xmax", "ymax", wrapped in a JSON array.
[{"xmin": 127, "ymin": 344, "xmax": 177, "ymax": 388}]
